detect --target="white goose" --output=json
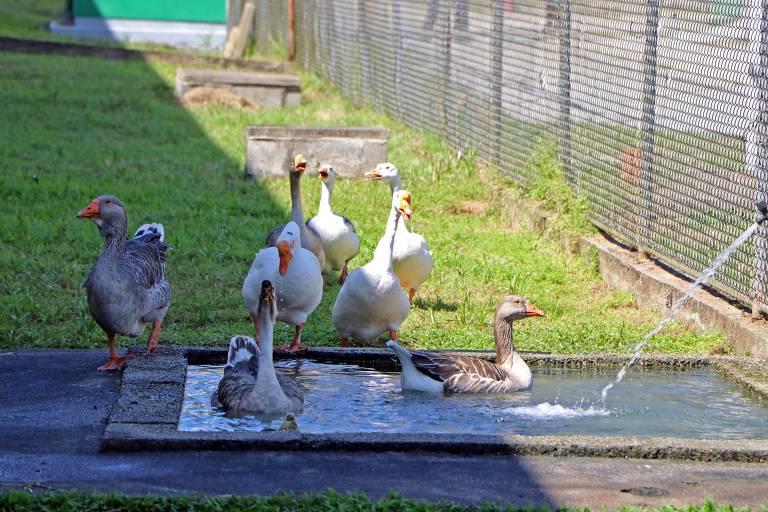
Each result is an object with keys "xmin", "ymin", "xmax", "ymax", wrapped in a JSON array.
[
  {"xmin": 266, "ymin": 154, "xmax": 327, "ymax": 271},
  {"xmin": 243, "ymin": 221, "xmax": 322, "ymax": 351},
  {"xmin": 332, "ymin": 190, "xmax": 412, "ymax": 346},
  {"xmin": 307, "ymin": 164, "xmax": 360, "ymax": 284},
  {"xmin": 214, "ymin": 282, "xmax": 304, "ymax": 413},
  {"xmin": 387, "ymin": 295, "xmax": 544, "ymax": 393},
  {"xmin": 364, "ymin": 163, "xmax": 433, "ymax": 302}
]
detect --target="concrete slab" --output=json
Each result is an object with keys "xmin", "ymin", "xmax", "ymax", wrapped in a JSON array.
[
  {"xmin": 1, "ymin": 348, "xmax": 768, "ymax": 508},
  {"xmin": 244, "ymin": 125, "xmax": 389, "ymax": 178},
  {"xmin": 175, "ymin": 69, "xmax": 301, "ymax": 108}
]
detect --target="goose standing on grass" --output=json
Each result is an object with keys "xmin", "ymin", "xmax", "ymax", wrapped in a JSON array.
[
  {"xmin": 332, "ymin": 190, "xmax": 412, "ymax": 346},
  {"xmin": 387, "ymin": 295, "xmax": 544, "ymax": 393},
  {"xmin": 244, "ymin": 221, "xmax": 322, "ymax": 351},
  {"xmin": 266, "ymin": 154, "xmax": 326, "ymax": 270},
  {"xmin": 76, "ymin": 195, "xmax": 171, "ymax": 371},
  {"xmin": 307, "ymin": 164, "xmax": 360, "ymax": 284},
  {"xmin": 364, "ymin": 163, "xmax": 432, "ymax": 302},
  {"xmin": 214, "ymin": 281, "xmax": 304, "ymax": 413}
]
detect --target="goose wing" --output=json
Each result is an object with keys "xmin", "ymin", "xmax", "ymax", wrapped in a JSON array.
[{"xmin": 409, "ymin": 352, "xmax": 508, "ymax": 392}]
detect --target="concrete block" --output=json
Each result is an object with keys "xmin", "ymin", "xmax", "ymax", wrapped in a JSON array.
[
  {"xmin": 244, "ymin": 125, "xmax": 390, "ymax": 179},
  {"xmin": 175, "ymin": 69, "xmax": 301, "ymax": 107}
]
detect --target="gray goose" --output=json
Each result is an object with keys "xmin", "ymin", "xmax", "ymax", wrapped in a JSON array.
[
  {"xmin": 214, "ymin": 281, "xmax": 304, "ymax": 414},
  {"xmin": 387, "ymin": 296, "xmax": 544, "ymax": 393},
  {"xmin": 265, "ymin": 154, "xmax": 327, "ymax": 270},
  {"xmin": 77, "ymin": 195, "xmax": 171, "ymax": 371}
]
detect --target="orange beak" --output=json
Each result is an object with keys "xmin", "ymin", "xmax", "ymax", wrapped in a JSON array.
[
  {"xmin": 364, "ymin": 169, "xmax": 382, "ymax": 181},
  {"xmin": 77, "ymin": 199, "xmax": 100, "ymax": 219},
  {"xmin": 277, "ymin": 241, "xmax": 292, "ymax": 276},
  {"xmin": 399, "ymin": 193, "xmax": 413, "ymax": 220},
  {"xmin": 294, "ymin": 154, "xmax": 307, "ymax": 172},
  {"xmin": 525, "ymin": 303, "xmax": 545, "ymax": 317}
]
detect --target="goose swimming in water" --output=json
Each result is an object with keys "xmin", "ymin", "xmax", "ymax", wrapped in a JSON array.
[
  {"xmin": 214, "ymin": 281, "xmax": 304, "ymax": 414},
  {"xmin": 387, "ymin": 295, "xmax": 544, "ymax": 393}
]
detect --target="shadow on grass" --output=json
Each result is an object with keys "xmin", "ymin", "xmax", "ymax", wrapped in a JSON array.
[{"xmin": 0, "ymin": 45, "xmax": 284, "ymax": 349}]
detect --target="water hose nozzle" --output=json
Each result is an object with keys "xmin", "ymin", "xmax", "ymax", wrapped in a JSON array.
[{"xmin": 757, "ymin": 200, "xmax": 768, "ymax": 225}]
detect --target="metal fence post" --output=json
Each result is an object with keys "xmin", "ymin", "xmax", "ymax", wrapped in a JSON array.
[
  {"xmin": 558, "ymin": 0, "xmax": 573, "ymax": 190},
  {"xmin": 357, "ymin": 0, "xmax": 370, "ymax": 104},
  {"xmin": 748, "ymin": 0, "xmax": 768, "ymax": 318},
  {"xmin": 392, "ymin": 0, "xmax": 404, "ymax": 118},
  {"xmin": 491, "ymin": 0, "xmax": 504, "ymax": 167},
  {"xmin": 288, "ymin": 0, "xmax": 296, "ymax": 61},
  {"xmin": 639, "ymin": 0, "xmax": 660, "ymax": 252}
]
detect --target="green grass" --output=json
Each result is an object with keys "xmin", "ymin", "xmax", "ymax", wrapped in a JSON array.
[
  {"xmin": 0, "ymin": 491, "xmax": 759, "ymax": 512},
  {"xmin": 0, "ymin": 49, "xmax": 727, "ymax": 355}
]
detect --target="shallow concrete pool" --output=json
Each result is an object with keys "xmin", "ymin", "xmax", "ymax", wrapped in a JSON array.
[{"xmin": 178, "ymin": 360, "xmax": 768, "ymax": 439}]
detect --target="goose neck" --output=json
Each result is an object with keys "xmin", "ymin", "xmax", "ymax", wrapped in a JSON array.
[
  {"xmin": 372, "ymin": 207, "xmax": 400, "ymax": 270},
  {"xmin": 289, "ymin": 172, "xmax": 305, "ymax": 225},
  {"xmin": 254, "ymin": 316, "xmax": 280, "ymax": 388},
  {"xmin": 318, "ymin": 180, "xmax": 333, "ymax": 216},
  {"xmin": 389, "ymin": 176, "xmax": 403, "ymax": 194},
  {"xmin": 493, "ymin": 316, "xmax": 515, "ymax": 365},
  {"xmin": 97, "ymin": 221, "xmax": 127, "ymax": 270}
]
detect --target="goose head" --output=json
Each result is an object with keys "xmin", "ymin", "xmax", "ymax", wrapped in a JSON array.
[
  {"xmin": 292, "ymin": 154, "xmax": 308, "ymax": 176},
  {"xmin": 495, "ymin": 295, "xmax": 545, "ymax": 323},
  {"xmin": 257, "ymin": 280, "xmax": 278, "ymax": 326},
  {"xmin": 275, "ymin": 221, "xmax": 302, "ymax": 276},
  {"xmin": 77, "ymin": 195, "xmax": 127, "ymax": 237},
  {"xmin": 318, "ymin": 164, "xmax": 336, "ymax": 186},
  {"xmin": 393, "ymin": 190, "xmax": 413, "ymax": 221},
  {"xmin": 365, "ymin": 162, "xmax": 400, "ymax": 183}
]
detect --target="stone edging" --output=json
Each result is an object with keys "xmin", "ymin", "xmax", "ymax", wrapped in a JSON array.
[{"xmin": 101, "ymin": 346, "xmax": 768, "ymax": 461}]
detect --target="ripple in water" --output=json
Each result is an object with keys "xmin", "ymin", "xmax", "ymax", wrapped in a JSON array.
[{"xmin": 501, "ymin": 402, "xmax": 611, "ymax": 420}]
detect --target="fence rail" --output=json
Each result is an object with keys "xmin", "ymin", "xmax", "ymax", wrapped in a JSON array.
[{"xmin": 251, "ymin": 0, "xmax": 768, "ymax": 314}]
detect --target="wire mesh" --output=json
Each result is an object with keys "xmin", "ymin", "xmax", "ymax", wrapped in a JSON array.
[{"xmin": 253, "ymin": 0, "xmax": 768, "ymax": 313}]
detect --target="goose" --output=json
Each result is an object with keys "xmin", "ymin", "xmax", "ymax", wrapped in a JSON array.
[
  {"xmin": 244, "ymin": 221, "xmax": 322, "ymax": 351},
  {"xmin": 266, "ymin": 154, "xmax": 327, "ymax": 270},
  {"xmin": 387, "ymin": 295, "xmax": 544, "ymax": 393},
  {"xmin": 214, "ymin": 282, "xmax": 304, "ymax": 413},
  {"xmin": 306, "ymin": 164, "xmax": 360, "ymax": 284},
  {"xmin": 332, "ymin": 190, "xmax": 412, "ymax": 346},
  {"xmin": 76, "ymin": 195, "xmax": 171, "ymax": 371},
  {"xmin": 364, "ymin": 163, "xmax": 433, "ymax": 302}
]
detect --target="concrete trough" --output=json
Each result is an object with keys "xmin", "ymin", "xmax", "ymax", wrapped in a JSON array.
[
  {"xmin": 244, "ymin": 125, "xmax": 389, "ymax": 179},
  {"xmin": 175, "ymin": 68, "xmax": 301, "ymax": 108},
  {"xmin": 101, "ymin": 346, "xmax": 768, "ymax": 461}
]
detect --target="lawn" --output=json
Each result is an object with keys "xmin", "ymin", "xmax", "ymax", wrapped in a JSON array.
[
  {"xmin": 0, "ymin": 491, "xmax": 757, "ymax": 512},
  {"xmin": 0, "ymin": 44, "xmax": 726, "ymax": 355}
]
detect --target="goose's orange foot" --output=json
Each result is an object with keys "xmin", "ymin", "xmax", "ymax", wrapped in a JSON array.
[
  {"xmin": 146, "ymin": 320, "xmax": 162, "ymax": 354},
  {"xmin": 340, "ymin": 338, "xmax": 349, "ymax": 347},
  {"xmin": 408, "ymin": 288, "xmax": 416, "ymax": 302},
  {"xmin": 97, "ymin": 354, "xmax": 135, "ymax": 371},
  {"xmin": 275, "ymin": 342, "xmax": 308, "ymax": 352}
]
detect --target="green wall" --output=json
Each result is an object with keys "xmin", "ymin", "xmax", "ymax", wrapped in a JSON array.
[{"xmin": 73, "ymin": 0, "xmax": 226, "ymax": 23}]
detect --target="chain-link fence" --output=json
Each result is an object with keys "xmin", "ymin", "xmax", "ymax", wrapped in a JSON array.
[{"xmin": 251, "ymin": 0, "xmax": 768, "ymax": 314}]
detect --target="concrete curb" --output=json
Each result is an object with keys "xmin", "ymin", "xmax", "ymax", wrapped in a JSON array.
[
  {"xmin": 0, "ymin": 36, "xmax": 292, "ymax": 73},
  {"xmin": 101, "ymin": 346, "xmax": 768, "ymax": 462},
  {"xmin": 583, "ymin": 233, "xmax": 768, "ymax": 358}
]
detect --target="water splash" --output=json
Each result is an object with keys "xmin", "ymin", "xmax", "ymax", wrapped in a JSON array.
[
  {"xmin": 600, "ymin": 222, "xmax": 760, "ymax": 404},
  {"xmin": 502, "ymin": 402, "xmax": 610, "ymax": 420}
]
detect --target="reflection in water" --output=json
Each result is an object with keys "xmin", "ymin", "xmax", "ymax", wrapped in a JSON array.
[{"xmin": 179, "ymin": 360, "xmax": 768, "ymax": 439}]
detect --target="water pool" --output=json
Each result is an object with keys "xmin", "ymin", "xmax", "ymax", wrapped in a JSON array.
[{"xmin": 178, "ymin": 360, "xmax": 768, "ymax": 439}]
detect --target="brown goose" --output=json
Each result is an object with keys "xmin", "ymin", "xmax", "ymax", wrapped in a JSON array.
[
  {"xmin": 387, "ymin": 296, "xmax": 543, "ymax": 393},
  {"xmin": 77, "ymin": 195, "xmax": 171, "ymax": 371},
  {"xmin": 265, "ymin": 155, "xmax": 327, "ymax": 270}
]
